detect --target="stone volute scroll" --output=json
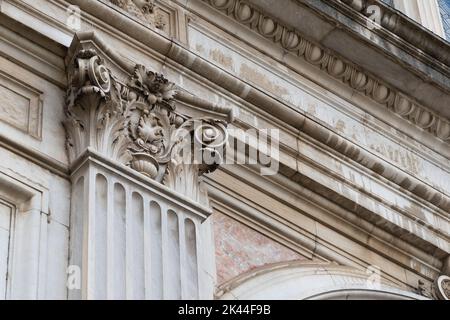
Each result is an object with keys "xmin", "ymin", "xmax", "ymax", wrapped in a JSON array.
[
  {"xmin": 108, "ymin": 0, "xmax": 168, "ymax": 31},
  {"xmin": 435, "ymin": 275, "xmax": 450, "ymax": 300},
  {"xmin": 63, "ymin": 32, "xmax": 232, "ymax": 204}
]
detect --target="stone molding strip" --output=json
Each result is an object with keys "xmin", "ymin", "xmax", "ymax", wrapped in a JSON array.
[
  {"xmin": 338, "ymin": 0, "xmax": 450, "ymax": 68},
  {"xmin": 67, "ymin": 1, "xmax": 450, "ymax": 212},
  {"xmin": 203, "ymin": 0, "xmax": 450, "ymax": 143},
  {"xmin": 207, "ymin": 167, "xmax": 444, "ymax": 275},
  {"xmin": 0, "ymin": 131, "xmax": 69, "ymax": 178}
]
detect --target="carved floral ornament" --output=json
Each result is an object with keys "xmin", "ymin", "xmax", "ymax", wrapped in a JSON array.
[
  {"xmin": 204, "ymin": 0, "xmax": 450, "ymax": 142},
  {"xmin": 108, "ymin": 0, "xmax": 167, "ymax": 30},
  {"xmin": 63, "ymin": 49, "xmax": 228, "ymax": 200},
  {"xmin": 417, "ymin": 275, "xmax": 450, "ymax": 300}
]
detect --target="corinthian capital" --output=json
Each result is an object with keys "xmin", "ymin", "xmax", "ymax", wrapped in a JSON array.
[{"xmin": 63, "ymin": 32, "xmax": 231, "ymax": 202}]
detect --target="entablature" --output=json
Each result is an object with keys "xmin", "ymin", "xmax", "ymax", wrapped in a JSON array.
[{"xmin": 244, "ymin": 0, "xmax": 450, "ymax": 118}]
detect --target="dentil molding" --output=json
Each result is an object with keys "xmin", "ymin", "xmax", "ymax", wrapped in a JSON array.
[
  {"xmin": 63, "ymin": 32, "xmax": 230, "ymax": 202},
  {"xmin": 202, "ymin": 0, "xmax": 450, "ymax": 143}
]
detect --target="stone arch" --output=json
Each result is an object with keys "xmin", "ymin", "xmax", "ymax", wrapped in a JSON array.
[{"xmin": 216, "ymin": 261, "xmax": 427, "ymax": 300}]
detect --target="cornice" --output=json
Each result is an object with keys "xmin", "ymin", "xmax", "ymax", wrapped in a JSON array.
[
  {"xmin": 0, "ymin": 12, "xmax": 66, "ymax": 88},
  {"xmin": 0, "ymin": 0, "xmax": 73, "ymax": 47},
  {"xmin": 63, "ymin": 0, "xmax": 450, "ymax": 213},
  {"xmin": 202, "ymin": 0, "xmax": 450, "ymax": 143},
  {"xmin": 337, "ymin": 0, "xmax": 450, "ymax": 67},
  {"xmin": 245, "ymin": 0, "xmax": 450, "ymax": 116}
]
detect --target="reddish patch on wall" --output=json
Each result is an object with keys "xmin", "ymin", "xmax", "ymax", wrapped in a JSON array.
[{"xmin": 212, "ymin": 212, "xmax": 309, "ymax": 285}]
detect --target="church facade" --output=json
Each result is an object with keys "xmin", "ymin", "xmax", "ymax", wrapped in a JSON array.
[{"xmin": 0, "ymin": 0, "xmax": 449, "ymax": 300}]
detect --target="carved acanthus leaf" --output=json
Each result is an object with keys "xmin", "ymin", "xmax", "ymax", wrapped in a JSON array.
[
  {"xmin": 108, "ymin": 0, "xmax": 167, "ymax": 31},
  {"xmin": 128, "ymin": 64, "xmax": 176, "ymax": 105},
  {"xmin": 64, "ymin": 49, "xmax": 228, "ymax": 202}
]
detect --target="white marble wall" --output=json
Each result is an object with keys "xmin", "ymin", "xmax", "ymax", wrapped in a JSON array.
[
  {"xmin": 0, "ymin": 202, "xmax": 12, "ymax": 299},
  {"xmin": 0, "ymin": 8, "xmax": 71, "ymax": 299},
  {"xmin": 0, "ymin": 147, "xmax": 70, "ymax": 300}
]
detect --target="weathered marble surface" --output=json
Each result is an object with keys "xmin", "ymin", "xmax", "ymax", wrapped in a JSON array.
[
  {"xmin": 0, "ymin": 0, "xmax": 448, "ymax": 300},
  {"xmin": 212, "ymin": 213, "xmax": 307, "ymax": 285}
]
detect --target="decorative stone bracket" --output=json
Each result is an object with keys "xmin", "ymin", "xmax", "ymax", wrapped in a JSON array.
[{"xmin": 63, "ymin": 32, "xmax": 232, "ymax": 203}]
